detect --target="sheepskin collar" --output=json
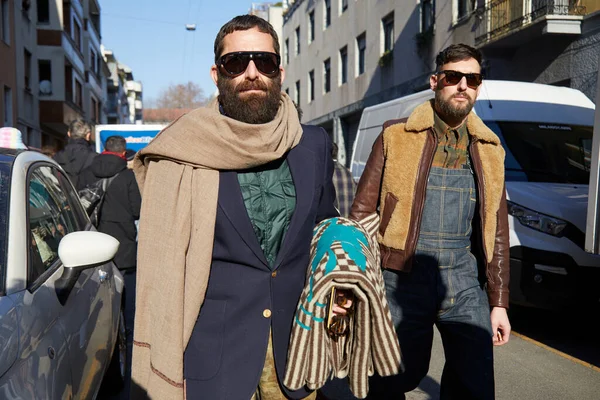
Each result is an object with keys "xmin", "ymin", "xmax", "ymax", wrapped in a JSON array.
[{"xmin": 404, "ymin": 100, "xmax": 500, "ymax": 145}]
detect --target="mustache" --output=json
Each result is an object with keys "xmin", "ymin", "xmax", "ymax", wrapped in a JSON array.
[{"xmin": 236, "ymin": 80, "xmax": 268, "ymax": 92}]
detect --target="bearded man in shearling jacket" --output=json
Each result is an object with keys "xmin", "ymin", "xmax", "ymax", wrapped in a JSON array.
[{"xmin": 348, "ymin": 44, "xmax": 511, "ymax": 400}]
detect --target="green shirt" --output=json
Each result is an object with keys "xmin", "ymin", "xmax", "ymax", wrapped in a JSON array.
[
  {"xmin": 237, "ymin": 159, "xmax": 296, "ymax": 268},
  {"xmin": 432, "ymin": 111, "xmax": 470, "ymax": 169}
]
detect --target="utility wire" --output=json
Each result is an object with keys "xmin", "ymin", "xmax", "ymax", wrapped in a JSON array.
[{"xmin": 103, "ymin": 12, "xmax": 183, "ymax": 26}]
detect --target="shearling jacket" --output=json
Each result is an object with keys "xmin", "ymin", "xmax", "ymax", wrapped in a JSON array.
[{"xmin": 350, "ymin": 100, "xmax": 510, "ymax": 308}]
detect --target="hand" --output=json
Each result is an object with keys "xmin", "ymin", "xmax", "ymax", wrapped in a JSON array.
[
  {"xmin": 332, "ymin": 289, "xmax": 354, "ymax": 316},
  {"xmin": 490, "ymin": 306, "xmax": 511, "ymax": 346}
]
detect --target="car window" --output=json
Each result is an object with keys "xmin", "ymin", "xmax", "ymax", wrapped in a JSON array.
[
  {"xmin": 28, "ymin": 166, "xmax": 79, "ymax": 284},
  {"xmin": 57, "ymin": 170, "xmax": 88, "ymax": 229}
]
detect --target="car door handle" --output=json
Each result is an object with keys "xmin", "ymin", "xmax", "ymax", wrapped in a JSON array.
[{"xmin": 98, "ymin": 269, "xmax": 109, "ymax": 283}]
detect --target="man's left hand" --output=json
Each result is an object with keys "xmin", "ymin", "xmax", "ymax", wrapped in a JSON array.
[{"xmin": 490, "ymin": 306, "xmax": 511, "ymax": 346}]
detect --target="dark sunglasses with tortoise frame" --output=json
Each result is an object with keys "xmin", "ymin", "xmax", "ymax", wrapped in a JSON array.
[
  {"xmin": 217, "ymin": 51, "xmax": 281, "ymax": 78},
  {"xmin": 438, "ymin": 70, "xmax": 484, "ymax": 89}
]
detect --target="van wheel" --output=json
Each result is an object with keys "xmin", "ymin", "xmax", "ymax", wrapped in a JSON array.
[{"xmin": 104, "ymin": 307, "xmax": 127, "ymax": 393}]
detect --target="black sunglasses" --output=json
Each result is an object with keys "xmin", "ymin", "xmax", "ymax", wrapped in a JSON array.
[
  {"xmin": 438, "ymin": 70, "xmax": 483, "ymax": 88},
  {"xmin": 217, "ymin": 51, "xmax": 281, "ymax": 78}
]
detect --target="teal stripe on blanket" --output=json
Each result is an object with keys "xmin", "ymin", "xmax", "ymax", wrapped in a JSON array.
[
  {"xmin": 295, "ymin": 315, "xmax": 311, "ymax": 330},
  {"xmin": 300, "ymin": 304, "xmax": 312, "ymax": 316}
]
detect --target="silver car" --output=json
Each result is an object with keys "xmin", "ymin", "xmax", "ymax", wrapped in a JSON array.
[{"xmin": 0, "ymin": 148, "xmax": 126, "ymax": 399}]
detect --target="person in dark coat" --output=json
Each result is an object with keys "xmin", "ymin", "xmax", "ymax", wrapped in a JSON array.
[
  {"xmin": 80, "ymin": 135, "xmax": 142, "ymax": 270},
  {"xmin": 54, "ymin": 119, "xmax": 97, "ymax": 190}
]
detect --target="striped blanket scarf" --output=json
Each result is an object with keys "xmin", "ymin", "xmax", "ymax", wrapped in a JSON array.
[{"xmin": 283, "ymin": 215, "xmax": 402, "ymax": 399}]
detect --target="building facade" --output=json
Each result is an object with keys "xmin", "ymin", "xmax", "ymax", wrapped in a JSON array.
[
  {"xmin": 281, "ymin": 0, "xmax": 600, "ymax": 165},
  {"xmin": 102, "ymin": 48, "xmax": 143, "ymax": 125},
  {"xmin": 35, "ymin": 0, "xmax": 109, "ymax": 148},
  {"xmin": 1, "ymin": 0, "xmax": 17, "ymax": 132}
]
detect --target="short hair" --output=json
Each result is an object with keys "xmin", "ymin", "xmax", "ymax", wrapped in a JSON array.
[
  {"xmin": 331, "ymin": 141, "xmax": 339, "ymax": 159},
  {"xmin": 435, "ymin": 44, "xmax": 483, "ymax": 71},
  {"xmin": 41, "ymin": 145, "xmax": 57, "ymax": 157},
  {"xmin": 68, "ymin": 119, "xmax": 92, "ymax": 140},
  {"xmin": 214, "ymin": 15, "xmax": 280, "ymax": 63},
  {"xmin": 105, "ymin": 136, "xmax": 127, "ymax": 153}
]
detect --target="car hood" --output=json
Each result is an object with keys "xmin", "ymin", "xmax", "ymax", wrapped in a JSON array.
[{"xmin": 506, "ymin": 182, "xmax": 589, "ymax": 231}]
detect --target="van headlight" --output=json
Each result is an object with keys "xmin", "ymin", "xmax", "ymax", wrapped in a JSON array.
[{"xmin": 507, "ymin": 201, "xmax": 567, "ymax": 236}]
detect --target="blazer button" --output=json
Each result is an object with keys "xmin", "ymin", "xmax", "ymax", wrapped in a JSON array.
[
  {"xmin": 271, "ymin": 271, "xmax": 277, "ymax": 278},
  {"xmin": 263, "ymin": 309, "xmax": 272, "ymax": 318}
]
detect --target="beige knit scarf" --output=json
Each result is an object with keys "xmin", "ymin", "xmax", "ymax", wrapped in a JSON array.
[{"xmin": 130, "ymin": 93, "xmax": 303, "ymax": 399}]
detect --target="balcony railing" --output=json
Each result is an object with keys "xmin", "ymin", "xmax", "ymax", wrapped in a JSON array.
[{"xmin": 475, "ymin": 0, "xmax": 586, "ymax": 45}]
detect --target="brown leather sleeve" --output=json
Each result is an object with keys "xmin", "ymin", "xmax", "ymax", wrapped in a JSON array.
[
  {"xmin": 349, "ymin": 132, "xmax": 385, "ymax": 221},
  {"xmin": 487, "ymin": 184, "xmax": 510, "ymax": 308}
]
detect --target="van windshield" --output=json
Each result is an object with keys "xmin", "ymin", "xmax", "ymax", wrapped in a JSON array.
[{"xmin": 486, "ymin": 122, "xmax": 593, "ymax": 184}]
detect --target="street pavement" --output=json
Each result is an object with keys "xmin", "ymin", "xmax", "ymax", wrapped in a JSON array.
[
  {"xmin": 407, "ymin": 324, "xmax": 600, "ymax": 400},
  {"xmin": 100, "ymin": 273, "xmax": 600, "ymax": 400}
]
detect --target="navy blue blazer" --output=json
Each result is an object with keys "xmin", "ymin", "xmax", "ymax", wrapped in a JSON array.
[{"xmin": 184, "ymin": 125, "xmax": 339, "ymax": 399}]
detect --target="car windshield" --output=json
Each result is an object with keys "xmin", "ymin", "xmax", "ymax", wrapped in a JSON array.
[
  {"xmin": 0, "ymin": 164, "xmax": 10, "ymax": 279},
  {"xmin": 486, "ymin": 122, "xmax": 593, "ymax": 184}
]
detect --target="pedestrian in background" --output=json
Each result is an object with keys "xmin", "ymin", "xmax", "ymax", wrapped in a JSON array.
[
  {"xmin": 53, "ymin": 119, "xmax": 97, "ymax": 190},
  {"xmin": 80, "ymin": 135, "xmax": 141, "ymax": 271},
  {"xmin": 331, "ymin": 141, "xmax": 356, "ymax": 218},
  {"xmin": 130, "ymin": 14, "xmax": 344, "ymax": 400},
  {"xmin": 350, "ymin": 44, "xmax": 511, "ymax": 399}
]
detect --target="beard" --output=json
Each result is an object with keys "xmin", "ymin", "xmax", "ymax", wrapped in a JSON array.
[
  {"xmin": 217, "ymin": 72, "xmax": 282, "ymax": 124},
  {"xmin": 435, "ymin": 90, "xmax": 475, "ymax": 122}
]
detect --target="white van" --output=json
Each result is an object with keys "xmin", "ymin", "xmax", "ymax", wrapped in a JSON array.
[{"xmin": 350, "ymin": 80, "xmax": 600, "ymax": 309}]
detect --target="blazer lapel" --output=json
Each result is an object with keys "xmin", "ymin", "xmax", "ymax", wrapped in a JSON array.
[
  {"xmin": 218, "ymin": 171, "xmax": 270, "ymax": 268},
  {"xmin": 273, "ymin": 144, "xmax": 315, "ymax": 269}
]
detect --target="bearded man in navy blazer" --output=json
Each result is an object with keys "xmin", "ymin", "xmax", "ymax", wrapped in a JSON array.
[{"xmin": 130, "ymin": 14, "xmax": 341, "ymax": 400}]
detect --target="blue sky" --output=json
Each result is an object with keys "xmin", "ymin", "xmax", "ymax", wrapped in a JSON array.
[{"xmin": 100, "ymin": 0, "xmax": 256, "ymax": 104}]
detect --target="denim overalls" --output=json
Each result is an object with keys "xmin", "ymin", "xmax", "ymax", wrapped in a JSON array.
[{"xmin": 372, "ymin": 161, "xmax": 495, "ymax": 400}]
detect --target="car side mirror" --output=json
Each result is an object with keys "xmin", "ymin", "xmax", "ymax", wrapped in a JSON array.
[
  {"xmin": 55, "ymin": 231, "xmax": 120, "ymax": 306},
  {"xmin": 58, "ymin": 231, "xmax": 120, "ymax": 270}
]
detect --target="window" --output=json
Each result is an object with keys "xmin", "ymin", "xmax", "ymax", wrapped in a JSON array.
[
  {"xmin": 324, "ymin": 0, "xmax": 331, "ymax": 28},
  {"xmin": 308, "ymin": 10, "xmax": 315, "ymax": 43},
  {"xmin": 340, "ymin": 0, "xmax": 348, "ymax": 13},
  {"xmin": 24, "ymin": 49, "xmax": 32, "ymax": 90},
  {"xmin": 3, "ymin": 86, "xmax": 12, "ymax": 126},
  {"xmin": 382, "ymin": 12, "xmax": 395, "ymax": 53},
  {"xmin": 295, "ymin": 80, "xmax": 300, "ymax": 105},
  {"xmin": 74, "ymin": 79, "xmax": 82, "ymax": 108},
  {"xmin": 39, "ymin": 59, "xmax": 52, "ymax": 95},
  {"xmin": 295, "ymin": 27, "xmax": 300, "ymax": 55},
  {"xmin": 37, "ymin": 0, "xmax": 49, "ymax": 23},
  {"xmin": 28, "ymin": 167, "xmax": 80, "ymax": 284},
  {"xmin": 73, "ymin": 19, "xmax": 81, "ymax": 51},
  {"xmin": 309, "ymin": 70, "xmax": 315, "ymax": 102},
  {"xmin": 91, "ymin": 97, "xmax": 98, "ymax": 123},
  {"xmin": 1, "ymin": 0, "xmax": 9, "ymax": 44},
  {"xmin": 90, "ymin": 49, "xmax": 98, "ymax": 75},
  {"xmin": 323, "ymin": 58, "xmax": 331, "ymax": 94},
  {"xmin": 284, "ymin": 39, "xmax": 289, "ymax": 65},
  {"xmin": 356, "ymin": 32, "xmax": 366, "ymax": 76},
  {"xmin": 339, "ymin": 46, "xmax": 348, "ymax": 85},
  {"xmin": 455, "ymin": 0, "xmax": 471, "ymax": 22},
  {"xmin": 422, "ymin": 0, "xmax": 435, "ymax": 32}
]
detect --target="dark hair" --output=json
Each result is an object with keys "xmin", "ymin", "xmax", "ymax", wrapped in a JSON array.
[
  {"xmin": 68, "ymin": 118, "xmax": 92, "ymax": 140},
  {"xmin": 41, "ymin": 144, "xmax": 57, "ymax": 157},
  {"xmin": 105, "ymin": 135, "xmax": 127, "ymax": 153},
  {"xmin": 435, "ymin": 44, "xmax": 483, "ymax": 71},
  {"xmin": 125, "ymin": 148, "xmax": 136, "ymax": 161},
  {"xmin": 331, "ymin": 141, "xmax": 339, "ymax": 159},
  {"xmin": 214, "ymin": 15, "xmax": 280, "ymax": 63}
]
